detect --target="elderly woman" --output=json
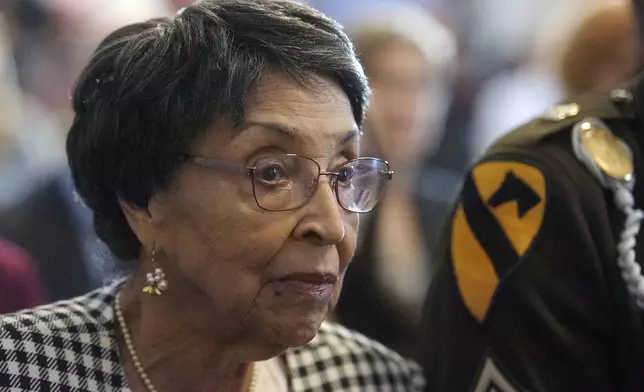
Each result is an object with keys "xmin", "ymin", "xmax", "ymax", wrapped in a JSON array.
[{"xmin": 0, "ymin": 1, "xmax": 424, "ymax": 391}]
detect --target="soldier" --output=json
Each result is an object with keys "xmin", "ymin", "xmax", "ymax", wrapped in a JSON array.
[{"xmin": 419, "ymin": 2, "xmax": 644, "ymax": 391}]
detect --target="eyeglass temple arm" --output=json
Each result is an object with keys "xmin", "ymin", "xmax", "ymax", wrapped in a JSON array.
[{"xmin": 181, "ymin": 155, "xmax": 251, "ymax": 176}]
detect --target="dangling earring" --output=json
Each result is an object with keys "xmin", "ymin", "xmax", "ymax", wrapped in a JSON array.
[{"xmin": 142, "ymin": 247, "xmax": 168, "ymax": 295}]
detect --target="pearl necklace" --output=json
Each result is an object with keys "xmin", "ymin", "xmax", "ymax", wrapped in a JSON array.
[{"xmin": 114, "ymin": 294, "xmax": 258, "ymax": 392}]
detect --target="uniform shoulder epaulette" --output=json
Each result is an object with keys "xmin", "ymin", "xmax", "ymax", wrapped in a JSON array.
[{"xmin": 489, "ymin": 89, "xmax": 634, "ymax": 153}]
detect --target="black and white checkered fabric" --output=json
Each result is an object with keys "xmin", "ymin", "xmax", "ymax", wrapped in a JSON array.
[{"xmin": 0, "ymin": 282, "xmax": 424, "ymax": 391}]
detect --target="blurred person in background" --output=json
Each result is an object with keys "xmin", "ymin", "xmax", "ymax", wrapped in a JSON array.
[
  {"xmin": 0, "ymin": 4, "xmax": 89, "ymax": 302},
  {"xmin": 0, "ymin": 1, "xmax": 423, "ymax": 390},
  {"xmin": 0, "ymin": 168, "xmax": 112, "ymax": 301},
  {"xmin": 333, "ymin": 3, "xmax": 457, "ymax": 357},
  {"xmin": 0, "ymin": 237, "xmax": 44, "ymax": 314},
  {"xmin": 0, "ymin": 0, "xmax": 177, "ymax": 302},
  {"xmin": 0, "ymin": 9, "xmax": 63, "ymax": 206},
  {"xmin": 10, "ymin": 0, "xmax": 175, "ymax": 122},
  {"xmin": 469, "ymin": 0, "xmax": 635, "ymax": 158},
  {"xmin": 559, "ymin": 2, "xmax": 639, "ymax": 95}
]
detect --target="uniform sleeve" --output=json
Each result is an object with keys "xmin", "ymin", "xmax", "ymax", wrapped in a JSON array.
[{"xmin": 418, "ymin": 150, "xmax": 620, "ymax": 392}]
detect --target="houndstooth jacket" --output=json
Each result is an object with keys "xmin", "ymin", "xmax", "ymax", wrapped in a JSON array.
[{"xmin": 0, "ymin": 282, "xmax": 424, "ymax": 391}]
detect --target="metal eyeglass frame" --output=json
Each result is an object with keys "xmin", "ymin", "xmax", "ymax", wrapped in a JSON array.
[{"xmin": 179, "ymin": 153, "xmax": 393, "ymax": 213}]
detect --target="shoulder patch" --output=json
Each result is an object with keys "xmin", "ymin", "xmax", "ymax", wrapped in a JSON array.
[
  {"xmin": 471, "ymin": 355, "xmax": 521, "ymax": 392},
  {"xmin": 451, "ymin": 160, "xmax": 548, "ymax": 322}
]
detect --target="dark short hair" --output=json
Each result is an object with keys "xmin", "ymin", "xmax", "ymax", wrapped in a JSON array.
[{"xmin": 67, "ymin": 0, "xmax": 369, "ymax": 261}]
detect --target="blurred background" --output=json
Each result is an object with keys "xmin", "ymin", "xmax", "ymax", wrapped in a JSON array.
[{"xmin": 0, "ymin": 0, "xmax": 638, "ymax": 356}]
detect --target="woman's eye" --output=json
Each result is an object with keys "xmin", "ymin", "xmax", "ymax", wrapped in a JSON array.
[
  {"xmin": 257, "ymin": 165, "xmax": 287, "ymax": 183},
  {"xmin": 337, "ymin": 165, "xmax": 354, "ymax": 183}
]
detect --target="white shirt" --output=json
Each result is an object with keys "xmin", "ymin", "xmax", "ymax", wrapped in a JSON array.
[{"xmin": 254, "ymin": 357, "xmax": 288, "ymax": 392}]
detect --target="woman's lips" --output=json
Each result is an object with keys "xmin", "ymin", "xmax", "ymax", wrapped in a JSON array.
[{"xmin": 269, "ymin": 273, "xmax": 337, "ymax": 298}]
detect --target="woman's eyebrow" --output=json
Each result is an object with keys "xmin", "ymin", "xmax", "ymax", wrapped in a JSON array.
[{"xmin": 234, "ymin": 121, "xmax": 359, "ymax": 144}]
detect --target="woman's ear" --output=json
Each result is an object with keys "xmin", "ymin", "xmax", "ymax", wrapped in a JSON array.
[
  {"xmin": 147, "ymin": 191, "xmax": 171, "ymax": 226},
  {"xmin": 119, "ymin": 189, "xmax": 172, "ymax": 252},
  {"xmin": 118, "ymin": 198, "xmax": 155, "ymax": 249}
]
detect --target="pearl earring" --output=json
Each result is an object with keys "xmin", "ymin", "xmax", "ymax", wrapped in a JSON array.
[{"xmin": 142, "ymin": 247, "xmax": 168, "ymax": 295}]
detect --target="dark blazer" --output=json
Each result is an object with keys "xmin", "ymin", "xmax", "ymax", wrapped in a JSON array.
[{"xmin": 0, "ymin": 173, "xmax": 95, "ymax": 301}]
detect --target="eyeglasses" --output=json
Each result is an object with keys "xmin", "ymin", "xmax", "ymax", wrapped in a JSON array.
[{"xmin": 180, "ymin": 154, "xmax": 393, "ymax": 213}]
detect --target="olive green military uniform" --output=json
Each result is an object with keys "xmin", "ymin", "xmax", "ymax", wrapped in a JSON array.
[{"xmin": 419, "ymin": 76, "xmax": 644, "ymax": 391}]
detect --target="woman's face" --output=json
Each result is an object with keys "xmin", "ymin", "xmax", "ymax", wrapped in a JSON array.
[
  {"xmin": 364, "ymin": 40, "xmax": 434, "ymax": 164},
  {"xmin": 148, "ymin": 72, "xmax": 360, "ymax": 353}
]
